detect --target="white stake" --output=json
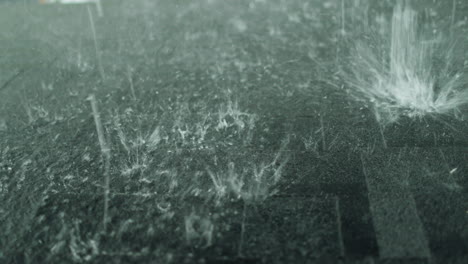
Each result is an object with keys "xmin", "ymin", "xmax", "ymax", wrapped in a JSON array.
[
  {"xmin": 335, "ymin": 197, "xmax": 346, "ymax": 257},
  {"xmin": 320, "ymin": 113, "xmax": 326, "ymax": 151},
  {"xmin": 95, "ymin": 0, "xmax": 103, "ymax": 17},
  {"xmin": 450, "ymin": 0, "xmax": 457, "ymax": 38},
  {"xmin": 87, "ymin": 5, "xmax": 105, "ymax": 80},
  {"xmin": 341, "ymin": 0, "xmax": 345, "ymax": 35},
  {"xmin": 87, "ymin": 94, "xmax": 111, "ymax": 233},
  {"xmin": 127, "ymin": 66, "xmax": 137, "ymax": 101}
]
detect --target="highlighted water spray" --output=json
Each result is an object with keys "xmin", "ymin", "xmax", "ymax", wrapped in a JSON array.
[{"xmin": 344, "ymin": 1, "xmax": 468, "ymax": 125}]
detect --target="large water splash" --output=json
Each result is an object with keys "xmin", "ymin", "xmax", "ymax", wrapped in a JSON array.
[{"xmin": 345, "ymin": 1, "xmax": 468, "ymax": 125}]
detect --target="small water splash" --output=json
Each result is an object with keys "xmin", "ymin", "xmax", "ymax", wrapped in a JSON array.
[{"xmin": 344, "ymin": 0, "xmax": 468, "ymax": 125}]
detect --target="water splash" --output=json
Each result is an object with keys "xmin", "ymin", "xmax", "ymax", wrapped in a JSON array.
[{"xmin": 345, "ymin": 1, "xmax": 468, "ymax": 125}]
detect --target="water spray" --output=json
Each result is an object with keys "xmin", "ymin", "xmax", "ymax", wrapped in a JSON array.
[{"xmin": 344, "ymin": 0, "xmax": 468, "ymax": 125}]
